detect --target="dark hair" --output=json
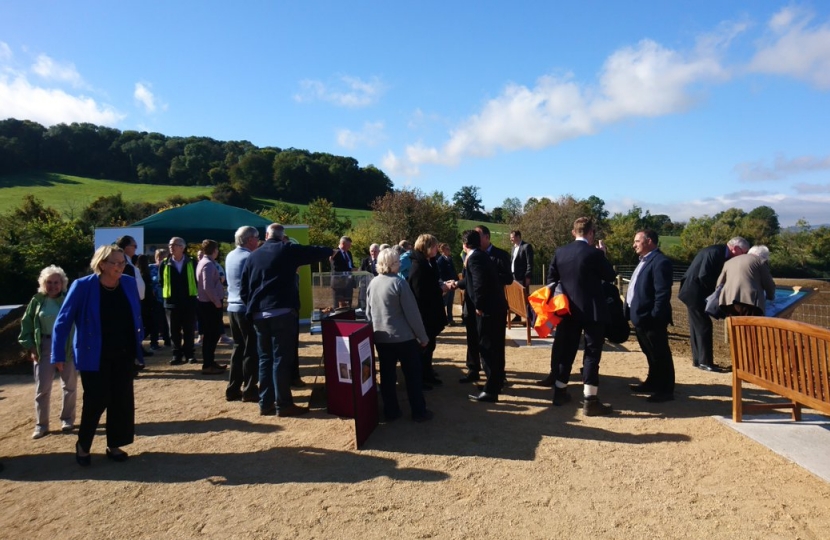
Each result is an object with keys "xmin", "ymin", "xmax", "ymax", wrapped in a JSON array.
[
  {"xmin": 115, "ymin": 235, "xmax": 136, "ymax": 249},
  {"xmin": 638, "ymin": 229, "xmax": 659, "ymax": 245},
  {"xmin": 510, "ymin": 230, "xmax": 522, "ymax": 238},
  {"xmin": 462, "ymin": 229, "xmax": 481, "ymax": 249},
  {"xmin": 201, "ymin": 239, "xmax": 218, "ymax": 256},
  {"xmin": 475, "ymin": 225, "xmax": 491, "ymax": 237},
  {"xmin": 573, "ymin": 217, "xmax": 594, "ymax": 236}
]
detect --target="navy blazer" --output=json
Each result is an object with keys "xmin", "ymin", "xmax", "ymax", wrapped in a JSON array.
[
  {"xmin": 332, "ymin": 249, "xmax": 354, "ymax": 272},
  {"xmin": 627, "ymin": 249, "xmax": 673, "ymax": 327},
  {"xmin": 678, "ymin": 244, "xmax": 727, "ymax": 308},
  {"xmin": 547, "ymin": 240, "xmax": 617, "ymax": 323}
]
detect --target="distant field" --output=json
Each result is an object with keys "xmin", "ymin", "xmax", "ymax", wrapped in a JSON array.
[
  {"xmin": 0, "ymin": 173, "xmax": 213, "ymax": 215},
  {"xmin": 0, "ymin": 172, "xmax": 374, "ymax": 222}
]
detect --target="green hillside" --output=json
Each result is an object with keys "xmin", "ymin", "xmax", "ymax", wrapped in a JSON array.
[
  {"xmin": 0, "ymin": 173, "xmax": 212, "ymax": 215},
  {"xmin": 0, "ymin": 172, "xmax": 373, "ymax": 222}
]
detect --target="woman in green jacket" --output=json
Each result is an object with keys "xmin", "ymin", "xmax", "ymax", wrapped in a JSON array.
[{"xmin": 18, "ymin": 265, "xmax": 77, "ymax": 440}]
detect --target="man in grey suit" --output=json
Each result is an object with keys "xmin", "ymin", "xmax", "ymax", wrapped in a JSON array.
[
  {"xmin": 678, "ymin": 236, "xmax": 748, "ymax": 372},
  {"xmin": 544, "ymin": 217, "xmax": 617, "ymax": 416}
]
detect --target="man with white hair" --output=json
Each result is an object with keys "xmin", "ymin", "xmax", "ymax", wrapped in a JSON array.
[
  {"xmin": 678, "ymin": 236, "xmax": 749, "ymax": 372},
  {"xmin": 225, "ymin": 225, "xmax": 260, "ymax": 402},
  {"xmin": 716, "ymin": 244, "xmax": 776, "ymax": 317}
]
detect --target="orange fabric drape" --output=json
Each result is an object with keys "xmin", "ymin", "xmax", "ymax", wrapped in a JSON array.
[{"xmin": 528, "ymin": 284, "xmax": 570, "ymax": 338}]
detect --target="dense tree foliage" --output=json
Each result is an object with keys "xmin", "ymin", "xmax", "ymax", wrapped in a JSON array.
[
  {"xmin": 0, "ymin": 118, "xmax": 393, "ymax": 209},
  {"xmin": 452, "ymin": 185, "xmax": 487, "ymax": 220},
  {"xmin": 350, "ymin": 189, "xmax": 458, "ymax": 261}
]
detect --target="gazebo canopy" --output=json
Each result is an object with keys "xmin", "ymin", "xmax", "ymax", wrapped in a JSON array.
[{"xmin": 131, "ymin": 200, "xmax": 273, "ymax": 245}]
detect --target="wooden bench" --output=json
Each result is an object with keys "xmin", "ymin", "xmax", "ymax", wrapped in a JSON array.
[
  {"xmin": 504, "ymin": 281, "xmax": 531, "ymax": 346},
  {"xmin": 728, "ymin": 316, "xmax": 830, "ymax": 422}
]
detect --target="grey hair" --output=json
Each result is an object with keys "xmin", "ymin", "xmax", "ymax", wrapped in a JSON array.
[
  {"xmin": 727, "ymin": 236, "xmax": 750, "ymax": 252},
  {"xmin": 748, "ymin": 245, "xmax": 770, "ymax": 262},
  {"xmin": 267, "ymin": 223, "xmax": 284, "ymax": 240},
  {"xmin": 369, "ymin": 243, "xmax": 379, "ymax": 252},
  {"xmin": 376, "ymin": 247, "xmax": 401, "ymax": 275},
  {"xmin": 378, "ymin": 244, "xmax": 390, "ymax": 251},
  {"xmin": 235, "ymin": 226, "xmax": 259, "ymax": 247},
  {"xmin": 38, "ymin": 265, "xmax": 68, "ymax": 294}
]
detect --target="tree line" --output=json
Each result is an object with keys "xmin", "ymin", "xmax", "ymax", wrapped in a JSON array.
[{"xmin": 0, "ymin": 118, "xmax": 393, "ymax": 209}]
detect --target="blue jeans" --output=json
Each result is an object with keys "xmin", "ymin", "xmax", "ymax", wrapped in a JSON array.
[
  {"xmin": 253, "ymin": 313, "xmax": 298, "ymax": 410},
  {"xmin": 375, "ymin": 340, "xmax": 426, "ymax": 419}
]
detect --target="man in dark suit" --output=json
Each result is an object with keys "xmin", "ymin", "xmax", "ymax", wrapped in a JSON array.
[
  {"xmin": 678, "ymin": 236, "xmax": 748, "ymax": 372},
  {"xmin": 543, "ymin": 217, "xmax": 617, "ymax": 416},
  {"xmin": 626, "ymin": 229, "xmax": 675, "ymax": 403},
  {"xmin": 476, "ymin": 225, "xmax": 514, "ymax": 287},
  {"xmin": 456, "ymin": 230, "xmax": 507, "ymax": 402},
  {"xmin": 331, "ymin": 236, "xmax": 355, "ymax": 308},
  {"xmin": 457, "ymin": 225, "xmax": 513, "ymax": 385},
  {"xmin": 509, "ymin": 230, "xmax": 534, "ymax": 287},
  {"xmin": 359, "ymin": 243, "xmax": 380, "ymax": 276}
]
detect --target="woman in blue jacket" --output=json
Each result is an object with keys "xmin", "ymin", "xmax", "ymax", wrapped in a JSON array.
[{"xmin": 52, "ymin": 244, "xmax": 144, "ymax": 466}]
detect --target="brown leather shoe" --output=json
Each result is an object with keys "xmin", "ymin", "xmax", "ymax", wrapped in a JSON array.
[{"xmin": 277, "ymin": 404, "xmax": 309, "ymax": 417}]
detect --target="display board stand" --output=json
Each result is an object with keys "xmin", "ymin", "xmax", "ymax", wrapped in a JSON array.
[{"xmin": 322, "ymin": 314, "xmax": 378, "ymax": 448}]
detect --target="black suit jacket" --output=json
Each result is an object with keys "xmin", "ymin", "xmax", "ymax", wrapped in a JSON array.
[
  {"xmin": 511, "ymin": 241, "xmax": 534, "ymax": 284},
  {"xmin": 546, "ymin": 240, "xmax": 617, "ymax": 323},
  {"xmin": 332, "ymin": 249, "xmax": 354, "ymax": 272},
  {"xmin": 407, "ymin": 251, "xmax": 447, "ymax": 337},
  {"xmin": 627, "ymin": 249, "xmax": 673, "ymax": 327},
  {"xmin": 677, "ymin": 244, "xmax": 727, "ymax": 308},
  {"xmin": 457, "ymin": 248, "xmax": 506, "ymax": 316},
  {"xmin": 359, "ymin": 256, "xmax": 377, "ymax": 276},
  {"xmin": 486, "ymin": 245, "xmax": 514, "ymax": 286}
]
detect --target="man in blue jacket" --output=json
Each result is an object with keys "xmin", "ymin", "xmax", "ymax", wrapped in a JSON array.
[
  {"xmin": 626, "ymin": 229, "xmax": 675, "ymax": 403},
  {"xmin": 240, "ymin": 223, "xmax": 335, "ymax": 417}
]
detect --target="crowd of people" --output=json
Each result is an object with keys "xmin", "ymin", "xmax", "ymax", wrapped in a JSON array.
[{"xmin": 16, "ymin": 218, "xmax": 777, "ymax": 466}]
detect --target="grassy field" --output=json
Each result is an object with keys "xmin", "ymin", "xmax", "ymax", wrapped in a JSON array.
[
  {"xmin": 0, "ymin": 172, "xmax": 376, "ymax": 224},
  {"xmin": 0, "ymin": 172, "xmax": 213, "ymax": 215}
]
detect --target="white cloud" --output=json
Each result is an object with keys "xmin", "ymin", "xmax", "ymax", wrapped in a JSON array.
[
  {"xmin": 134, "ymin": 82, "xmax": 157, "ymax": 113},
  {"xmin": 609, "ymin": 190, "xmax": 830, "ymax": 228},
  {"xmin": 388, "ymin": 37, "xmax": 729, "ymax": 175},
  {"xmin": 381, "ymin": 150, "xmax": 420, "ymax": 177},
  {"xmin": 31, "ymin": 54, "xmax": 85, "ymax": 87},
  {"xmin": 0, "ymin": 42, "xmax": 11, "ymax": 62},
  {"xmin": 735, "ymin": 153, "xmax": 830, "ymax": 181},
  {"xmin": 294, "ymin": 75, "xmax": 385, "ymax": 107},
  {"xmin": 336, "ymin": 121, "xmax": 385, "ymax": 149},
  {"xmin": 748, "ymin": 6, "xmax": 830, "ymax": 89},
  {"xmin": 793, "ymin": 182, "xmax": 830, "ymax": 194},
  {"xmin": 0, "ymin": 72, "xmax": 123, "ymax": 126}
]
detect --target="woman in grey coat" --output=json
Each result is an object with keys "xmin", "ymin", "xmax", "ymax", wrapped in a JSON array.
[{"xmin": 366, "ymin": 248, "xmax": 433, "ymax": 422}]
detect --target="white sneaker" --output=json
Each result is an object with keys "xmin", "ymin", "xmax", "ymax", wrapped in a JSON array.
[
  {"xmin": 32, "ymin": 426, "xmax": 48, "ymax": 439},
  {"xmin": 219, "ymin": 335, "xmax": 234, "ymax": 345},
  {"xmin": 61, "ymin": 421, "xmax": 74, "ymax": 432}
]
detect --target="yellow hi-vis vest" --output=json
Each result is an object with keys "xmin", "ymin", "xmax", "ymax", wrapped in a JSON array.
[{"xmin": 162, "ymin": 258, "xmax": 198, "ymax": 298}]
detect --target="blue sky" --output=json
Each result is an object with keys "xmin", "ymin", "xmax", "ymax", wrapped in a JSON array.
[{"xmin": 2, "ymin": 1, "xmax": 829, "ymax": 227}]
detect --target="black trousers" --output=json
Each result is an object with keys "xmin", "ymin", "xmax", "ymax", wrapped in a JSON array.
[
  {"xmin": 167, "ymin": 302, "xmax": 196, "ymax": 360},
  {"xmin": 635, "ymin": 322, "xmax": 675, "ymax": 394},
  {"xmin": 686, "ymin": 305, "xmax": 713, "ymax": 367},
  {"xmin": 463, "ymin": 309, "xmax": 481, "ymax": 374},
  {"xmin": 421, "ymin": 336, "xmax": 437, "ymax": 380},
  {"xmin": 197, "ymin": 301, "xmax": 223, "ymax": 367},
  {"xmin": 552, "ymin": 317, "xmax": 606, "ymax": 387},
  {"xmin": 478, "ymin": 311, "xmax": 506, "ymax": 395},
  {"xmin": 228, "ymin": 311, "xmax": 259, "ymax": 398},
  {"xmin": 78, "ymin": 352, "xmax": 135, "ymax": 452}
]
